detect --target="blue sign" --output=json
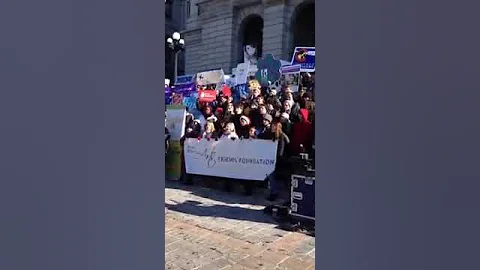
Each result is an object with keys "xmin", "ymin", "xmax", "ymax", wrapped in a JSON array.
[
  {"xmin": 291, "ymin": 47, "xmax": 315, "ymax": 72},
  {"xmin": 182, "ymin": 96, "xmax": 198, "ymax": 112},
  {"xmin": 232, "ymin": 84, "xmax": 249, "ymax": 104},
  {"xmin": 175, "ymin": 74, "xmax": 194, "ymax": 85}
]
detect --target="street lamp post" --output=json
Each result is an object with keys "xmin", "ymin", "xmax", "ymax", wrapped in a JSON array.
[{"xmin": 166, "ymin": 32, "xmax": 185, "ymax": 84}]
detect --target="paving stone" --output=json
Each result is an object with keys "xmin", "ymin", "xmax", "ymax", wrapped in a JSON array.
[
  {"xmin": 165, "ymin": 234, "xmax": 180, "ymax": 245},
  {"xmin": 165, "ymin": 181, "xmax": 315, "ymax": 270},
  {"xmin": 165, "ymin": 241, "xmax": 185, "ymax": 254},
  {"xmin": 195, "ymin": 258, "xmax": 232, "ymax": 270},
  {"xmin": 252, "ymin": 249, "xmax": 290, "ymax": 266},
  {"xmin": 294, "ymin": 238, "xmax": 316, "ymax": 254},
  {"xmin": 223, "ymin": 264, "xmax": 254, "ymax": 270},
  {"xmin": 236, "ymin": 256, "xmax": 275, "ymax": 270},
  {"xmin": 278, "ymin": 257, "xmax": 314, "ymax": 269}
]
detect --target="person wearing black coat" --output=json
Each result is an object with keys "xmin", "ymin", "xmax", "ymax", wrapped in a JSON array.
[{"xmin": 264, "ymin": 121, "xmax": 290, "ymax": 201}]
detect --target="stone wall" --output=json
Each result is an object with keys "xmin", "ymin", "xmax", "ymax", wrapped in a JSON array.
[{"xmin": 183, "ymin": 0, "xmax": 313, "ymax": 75}]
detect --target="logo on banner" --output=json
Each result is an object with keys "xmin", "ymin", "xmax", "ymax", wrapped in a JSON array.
[
  {"xmin": 185, "ymin": 145, "xmax": 217, "ymax": 168},
  {"xmin": 291, "ymin": 47, "xmax": 315, "ymax": 72},
  {"xmin": 198, "ymin": 89, "xmax": 217, "ymax": 102},
  {"xmin": 184, "ymin": 139, "xmax": 278, "ymax": 181}
]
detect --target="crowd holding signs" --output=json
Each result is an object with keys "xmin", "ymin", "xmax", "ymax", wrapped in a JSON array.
[{"xmin": 165, "ymin": 48, "xmax": 315, "ymax": 196}]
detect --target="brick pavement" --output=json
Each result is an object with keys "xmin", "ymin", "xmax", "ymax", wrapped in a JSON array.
[{"xmin": 165, "ymin": 180, "xmax": 315, "ymax": 270}]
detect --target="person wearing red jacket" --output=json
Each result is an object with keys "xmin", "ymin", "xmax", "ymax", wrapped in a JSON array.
[{"xmin": 290, "ymin": 108, "xmax": 313, "ymax": 156}]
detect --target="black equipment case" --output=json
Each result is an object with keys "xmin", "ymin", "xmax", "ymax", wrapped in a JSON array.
[{"xmin": 290, "ymin": 161, "xmax": 315, "ymax": 221}]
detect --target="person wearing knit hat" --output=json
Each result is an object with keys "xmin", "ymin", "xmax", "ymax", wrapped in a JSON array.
[
  {"xmin": 239, "ymin": 115, "xmax": 251, "ymax": 126},
  {"xmin": 206, "ymin": 115, "xmax": 217, "ymax": 123},
  {"xmin": 237, "ymin": 115, "xmax": 251, "ymax": 138},
  {"xmin": 258, "ymin": 114, "xmax": 273, "ymax": 138}
]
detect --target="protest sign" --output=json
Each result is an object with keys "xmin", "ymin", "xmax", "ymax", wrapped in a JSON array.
[
  {"xmin": 166, "ymin": 105, "xmax": 186, "ymax": 140},
  {"xmin": 166, "ymin": 105, "xmax": 186, "ymax": 181},
  {"xmin": 291, "ymin": 47, "xmax": 315, "ymax": 72},
  {"xmin": 171, "ymin": 93, "xmax": 184, "ymax": 105},
  {"xmin": 165, "ymin": 85, "xmax": 172, "ymax": 104},
  {"xmin": 280, "ymin": 64, "xmax": 301, "ymax": 92},
  {"xmin": 233, "ymin": 62, "xmax": 250, "ymax": 85},
  {"xmin": 280, "ymin": 60, "xmax": 291, "ymax": 67},
  {"xmin": 182, "ymin": 96, "xmax": 197, "ymax": 112},
  {"xmin": 196, "ymin": 69, "xmax": 225, "ymax": 86},
  {"xmin": 197, "ymin": 89, "xmax": 217, "ymax": 103},
  {"xmin": 184, "ymin": 138, "xmax": 278, "ymax": 181},
  {"xmin": 225, "ymin": 75, "xmax": 236, "ymax": 87},
  {"xmin": 255, "ymin": 53, "xmax": 282, "ymax": 87},
  {"xmin": 232, "ymin": 84, "xmax": 248, "ymax": 104},
  {"xmin": 175, "ymin": 74, "xmax": 194, "ymax": 85},
  {"xmin": 174, "ymin": 83, "xmax": 197, "ymax": 97}
]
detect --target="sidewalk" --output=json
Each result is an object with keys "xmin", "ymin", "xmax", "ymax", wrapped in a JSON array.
[{"xmin": 165, "ymin": 181, "xmax": 315, "ymax": 270}]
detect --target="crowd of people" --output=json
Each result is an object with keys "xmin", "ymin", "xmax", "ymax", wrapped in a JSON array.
[{"xmin": 170, "ymin": 74, "xmax": 315, "ymax": 201}]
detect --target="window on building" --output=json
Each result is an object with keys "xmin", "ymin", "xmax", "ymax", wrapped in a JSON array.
[
  {"xmin": 196, "ymin": 3, "xmax": 201, "ymax": 16},
  {"xmin": 186, "ymin": 0, "xmax": 191, "ymax": 18}
]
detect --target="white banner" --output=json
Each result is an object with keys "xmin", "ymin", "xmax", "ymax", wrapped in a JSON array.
[{"xmin": 184, "ymin": 138, "xmax": 278, "ymax": 181}]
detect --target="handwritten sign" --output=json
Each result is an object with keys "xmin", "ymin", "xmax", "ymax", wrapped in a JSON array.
[{"xmin": 184, "ymin": 138, "xmax": 278, "ymax": 181}]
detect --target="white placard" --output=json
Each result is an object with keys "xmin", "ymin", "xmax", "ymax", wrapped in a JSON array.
[
  {"xmin": 184, "ymin": 138, "xmax": 278, "ymax": 181},
  {"xmin": 280, "ymin": 64, "xmax": 302, "ymax": 92},
  {"xmin": 233, "ymin": 62, "xmax": 250, "ymax": 85},
  {"xmin": 166, "ymin": 105, "xmax": 186, "ymax": 140},
  {"xmin": 196, "ymin": 69, "xmax": 225, "ymax": 86}
]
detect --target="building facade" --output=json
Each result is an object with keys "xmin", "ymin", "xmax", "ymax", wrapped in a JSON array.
[
  {"xmin": 182, "ymin": 0, "xmax": 315, "ymax": 75},
  {"xmin": 165, "ymin": 0, "xmax": 188, "ymax": 81}
]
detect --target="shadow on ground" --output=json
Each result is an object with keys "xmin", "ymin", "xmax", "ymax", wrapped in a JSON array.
[
  {"xmin": 166, "ymin": 176, "xmax": 290, "ymax": 206},
  {"xmin": 165, "ymin": 200, "xmax": 276, "ymax": 224}
]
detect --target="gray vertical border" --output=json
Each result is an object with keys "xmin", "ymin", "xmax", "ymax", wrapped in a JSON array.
[
  {"xmin": 0, "ymin": 0, "xmax": 166, "ymax": 269},
  {"xmin": 160, "ymin": 1, "xmax": 167, "ymax": 269},
  {"xmin": 316, "ymin": 0, "xmax": 480, "ymax": 270}
]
